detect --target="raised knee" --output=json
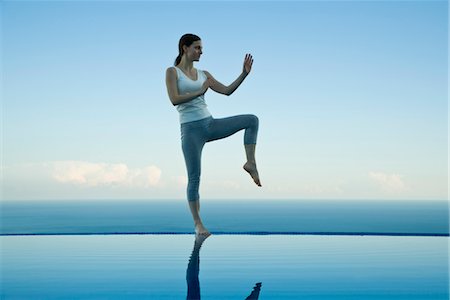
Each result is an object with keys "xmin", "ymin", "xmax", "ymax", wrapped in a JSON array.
[{"xmin": 251, "ymin": 115, "xmax": 259, "ymax": 126}]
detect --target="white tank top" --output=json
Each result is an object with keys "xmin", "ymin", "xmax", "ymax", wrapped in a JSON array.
[{"xmin": 174, "ymin": 66, "xmax": 212, "ymax": 124}]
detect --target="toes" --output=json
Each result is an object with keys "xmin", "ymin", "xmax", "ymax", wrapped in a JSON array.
[{"xmin": 244, "ymin": 164, "xmax": 261, "ymax": 186}]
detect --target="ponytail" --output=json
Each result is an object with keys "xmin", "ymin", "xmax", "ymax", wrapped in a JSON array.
[{"xmin": 174, "ymin": 53, "xmax": 182, "ymax": 66}]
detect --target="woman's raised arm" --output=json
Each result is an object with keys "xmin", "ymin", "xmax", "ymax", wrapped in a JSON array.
[{"xmin": 203, "ymin": 53, "xmax": 253, "ymax": 97}]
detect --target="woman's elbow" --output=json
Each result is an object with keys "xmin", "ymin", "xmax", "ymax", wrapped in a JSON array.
[{"xmin": 168, "ymin": 95, "xmax": 178, "ymax": 106}]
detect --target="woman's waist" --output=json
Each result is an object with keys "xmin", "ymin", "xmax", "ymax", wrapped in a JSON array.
[
  {"xmin": 176, "ymin": 96, "xmax": 206, "ymax": 109},
  {"xmin": 180, "ymin": 114, "xmax": 213, "ymax": 127}
]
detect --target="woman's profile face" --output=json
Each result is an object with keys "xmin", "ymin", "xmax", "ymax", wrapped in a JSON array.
[{"xmin": 183, "ymin": 40, "xmax": 203, "ymax": 62}]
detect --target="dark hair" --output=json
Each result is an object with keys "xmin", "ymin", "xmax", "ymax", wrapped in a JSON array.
[{"xmin": 174, "ymin": 33, "xmax": 201, "ymax": 66}]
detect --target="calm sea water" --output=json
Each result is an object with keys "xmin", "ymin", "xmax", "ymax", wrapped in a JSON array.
[
  {"xmin": 1, "ymin": 200, "xmax": 448, "ymax": 299},
  {"xmin": 1, "ymin": 234, "xmax": 448, "ymax": 299},
  {"xmin": 0, "ymin": 199, "xmax": 448, "ymax": 235}
]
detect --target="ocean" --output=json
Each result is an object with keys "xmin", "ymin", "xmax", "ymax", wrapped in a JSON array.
[
  {"xmin": 1, "ymin": 199, "xmax": 448, "ymax": 299},
  {"xmin": 1, "ymin": 199, "xmax": 448, "ymax": 235}
]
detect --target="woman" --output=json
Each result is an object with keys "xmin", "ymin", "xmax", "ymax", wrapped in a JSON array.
[{"xmin": 165, "ymin": 33, "xmax": 261, "ymax": 237}]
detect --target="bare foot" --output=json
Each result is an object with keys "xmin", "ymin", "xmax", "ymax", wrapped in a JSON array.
[
  {"xmin": 243, "ymin": 161, "xmax": 262, "ymax": 186},
  {"xmin": 195, "ymin": 231, "xmax": 211, "ymax": 245},
  {"xmin": 195, "ymin": 223, "xmax": 211, "ymax": 237}
]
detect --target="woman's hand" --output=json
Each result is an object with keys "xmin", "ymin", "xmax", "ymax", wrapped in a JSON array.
[{"xmin": 243, "ymin": 53, "xmax": 253, "ymax": 75}]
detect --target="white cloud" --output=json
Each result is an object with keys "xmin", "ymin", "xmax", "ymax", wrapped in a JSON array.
[
  {"xmin": 369, "ymin": 171, "xmax": 407, "ymax": 193},
  {"xmin": 51, "ymin": 161, "xmax": 162, "ymax": 188},
  {"xmin": 5, "ymin": 161, "xmax": 162, "ymax": 188}
]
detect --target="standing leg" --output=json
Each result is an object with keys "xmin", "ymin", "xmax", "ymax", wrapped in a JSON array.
[
  {"xmin": 206, "ymin": 114, "xmax": 261, "ymax": 186},
  {"xmin": 181, "ymin": 124, "xmax": 211, "ymax": 236},
  {"xmin": 188, "ymin": 201, "xmax": 210, "ymax": 235}
]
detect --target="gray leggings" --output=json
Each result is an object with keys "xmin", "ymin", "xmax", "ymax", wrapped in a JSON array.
[{"xmin": 180, "ymin": 114, "xmax": 259, "ymax": 202}]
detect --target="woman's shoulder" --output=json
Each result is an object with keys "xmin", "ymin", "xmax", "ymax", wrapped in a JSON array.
[{"xmin": 166, "ymin": 66, "xmax": 179, "ymax": 79}]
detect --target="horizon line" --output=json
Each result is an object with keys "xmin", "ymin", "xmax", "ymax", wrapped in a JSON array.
[
  {"xmin": 1, "ymin": 198, "xmax": 448, "ymax": 202},
  {"xmin": 1, "ymin": 232, "xmax": 448, "ymax": 237}
]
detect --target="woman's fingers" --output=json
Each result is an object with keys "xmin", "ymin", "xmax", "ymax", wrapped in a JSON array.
[
  {"xmin": 243, "ymin": 53, "xmax": 253, "ymax": 74},
  {"xmin": 245, "ymin": 54, "xmax": 253, "ymax": 65}
]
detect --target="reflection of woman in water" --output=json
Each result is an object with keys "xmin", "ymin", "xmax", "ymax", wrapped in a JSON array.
[
  {"xmin": 186, "ymin": 234, "xmax": 262, "ymax": 300},
  {"xmin": 165, "ymin": 33, "xmax": 261, "ymax": 237}
]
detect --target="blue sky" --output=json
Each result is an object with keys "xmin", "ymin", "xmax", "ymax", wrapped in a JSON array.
[{"xmin": 1, "ymin": 0, "xmax": 448, "ymax": 201}]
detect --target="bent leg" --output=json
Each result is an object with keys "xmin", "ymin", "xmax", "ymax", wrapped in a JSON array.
[
  {"xmin": 206, "ymin": 114, "xmax": 262, "ymax": 187},
  {"xmin": 206, "ymin": 114, "xmax": 259, "ymax": 144}
]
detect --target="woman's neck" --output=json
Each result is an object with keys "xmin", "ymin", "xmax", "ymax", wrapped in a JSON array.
[{"xmin": 177, "ymin": 57, "xmax": 194, "ymax": 71}]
